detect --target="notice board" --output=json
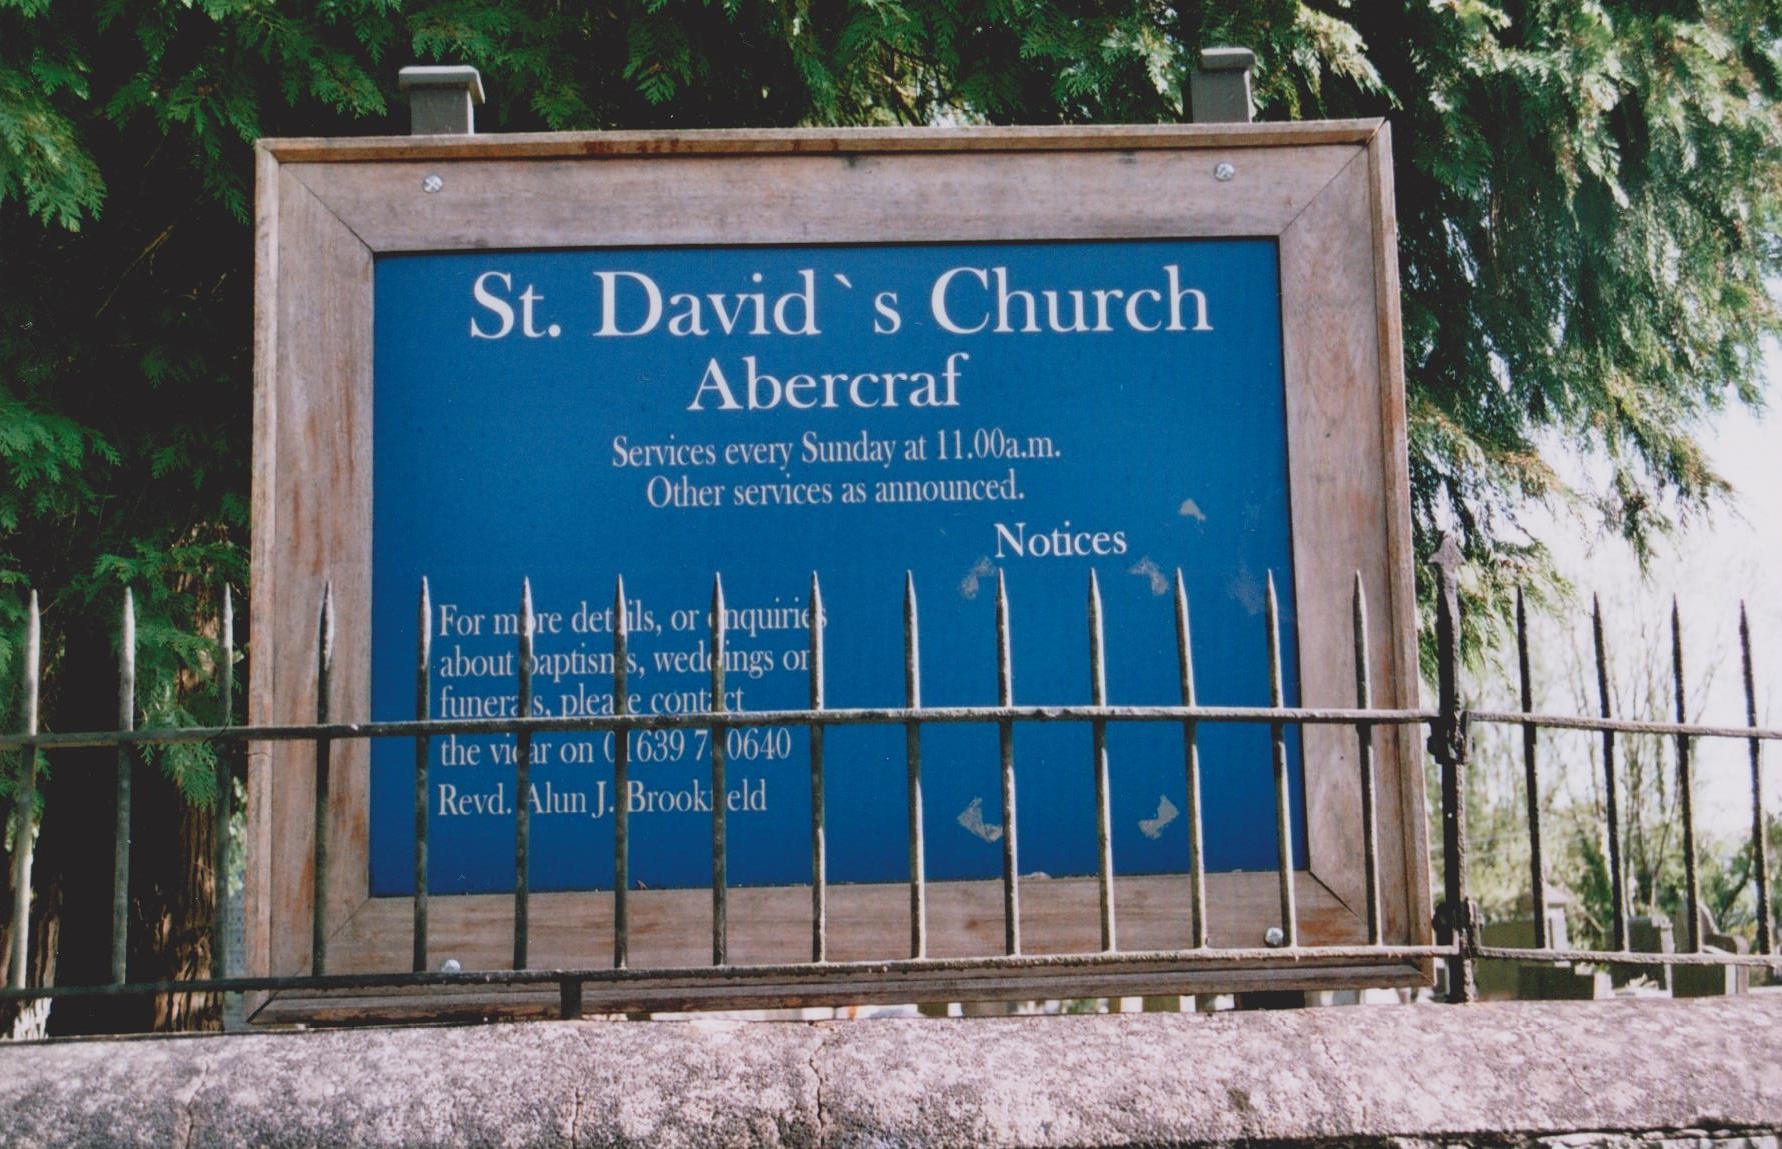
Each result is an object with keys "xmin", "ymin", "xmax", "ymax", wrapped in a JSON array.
[{"xmin": 250, "ymin": 123, "xmax": 1428, "ymax": 1022}]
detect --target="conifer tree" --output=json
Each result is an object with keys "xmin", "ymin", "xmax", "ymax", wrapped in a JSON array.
[{"xmin": 3, "ymin": 1, "xmax": 1779, "ymax": 1030}]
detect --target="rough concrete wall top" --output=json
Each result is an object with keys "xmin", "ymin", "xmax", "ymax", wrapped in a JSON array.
[{"xmin": 1, "ymin": 998, "xmax": 1779, "ymax": 1148}]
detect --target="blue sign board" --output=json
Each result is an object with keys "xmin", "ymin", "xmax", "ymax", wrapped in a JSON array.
[{"xmin": 369, "ymin": 239, "xmax": 1304, "ymax": 897}]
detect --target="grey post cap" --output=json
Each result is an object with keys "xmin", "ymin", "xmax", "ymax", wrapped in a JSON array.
[
  {"xmin": 398, "ymin": 65, "xmax": 486, "ymax": 105},
  {"xmin": 1198, "ymin": 47, "xmax": 1256, "ymax": 72},
  {"xmin": 1187, "ymin": 46, "xmax": 1254, "ymax": 123}
]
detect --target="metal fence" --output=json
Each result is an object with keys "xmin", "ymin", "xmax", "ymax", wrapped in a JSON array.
[{"xmin": 0, "ymin": 536, "xmax": 1777, "ymax": 1027}]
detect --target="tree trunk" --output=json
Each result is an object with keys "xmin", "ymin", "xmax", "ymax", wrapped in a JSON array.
[
  {"xmin": 28, "ymin": 742, "xmax": 111, "ymax": 1038},
  {"xmin": 19, "ymin": 620, "xmax": 221, "ymax": 1038},
  {"xmin": 135, "ymin": 782, "xmax": 219, "ymax": 1032},
  {"xmin": 0, "ymin": 832, "xmax": 61, "ymax": 1042}
]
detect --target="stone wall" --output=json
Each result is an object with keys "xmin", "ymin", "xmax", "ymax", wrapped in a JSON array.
[{"xmin": 0, "ymin": 997, "xmax": 1777, "ymax": 1147}]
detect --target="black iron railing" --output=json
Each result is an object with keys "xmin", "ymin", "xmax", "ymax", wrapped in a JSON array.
[{"xmin": 0, "ymin": 538, "xmax": 1777, "ymax": 1025}]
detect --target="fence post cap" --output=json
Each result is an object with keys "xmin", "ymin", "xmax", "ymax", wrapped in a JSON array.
[
  {"xmin": 1197, "ymin": 47, "xmax": 1255, "ymax": 72},
  {"xmin": 1187, "ymin": 47, "xmax": 1255, "ymax": 123},
  {"xmin": 398, "ymin": 65, "xmax": 486, "ymax": 105}
]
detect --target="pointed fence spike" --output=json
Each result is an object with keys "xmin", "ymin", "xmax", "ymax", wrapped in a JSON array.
[
  {"xmin": 903, "ymin": 571, "xmax": 926, "ymax": 958},
  {"xmin": 1593, "ymin": 592, "xmax": 1627, "ymax": 952},
  {"xmin": 213, "ymin": 583, "xmax": 235, "ymax": 979},
  {"xmin": 808, "ymin": 573, "xmax": 824, "ymax": 709},
  {"xmin": 412, "ymin": 577, "xmax": 432, "ymax": 973},
  {"xmin": 1430, "ymin": 536, "xmax": 1472, "ymax": 1000},
  {"xmin": 903, "ymin": 572, "xmax": 921, "ymax": 705},
  {"xmin": 613, "ymin": 575, "xmax": 631, "ymax": 970},
  {"xmin": 809, "ymin": 571, "xmax": 828, "ymax": 962},
  {"xmin": 1673, "ymin": 595, "xmax": 1701, "ymax": 954},
  {"xmin": 1352, "ymin": 572, "xmax": 1382, "ymax": 945},
  {"xmin": 1515, "ymin": 586, "xmax": 1547, "ymax": 950},
  {"xmin": 710, "ymin": 573, "xmax": 729, "ymax": 965},
  {"xmin": 1087, "ymin": 570, "xmax": 1106, "ymax": 704},
  {"xmin": 1087, "ymin": 570, "xmax": 1115, "ymax": 951},
  {"xmin": 1741, "ymin": 601, "xmax": 1773, "ymax": 954},
  {"xmin": 311, "ymin": 582, "xmax": 334, "ymax": 977},
  {"xmin": 1175, "ymin": 569, "xmax": 1207, "ymax": 949},
  {"xmin": 112, "ymin": 589, "xmax": 136, "ymax": 985},
  {"xmin": 1265, "ymin": 571, "xmax": 1296, "ymax": 947},
  {"xmin": 513, "ymin": 577, "xmax": 535, "ymax": 969},
  {"xmin": 995, "ymin": 571, "xmax": 1013, "ymax": 706},
  {"xmin": 995, "ymin": 569, "xmax": 1020, "ymax": 955},
  {"xmin": 1174, "ymin": 571, "xmax": 1196, "ymax": 707},
  {"xmin": 9, "ymin": 591, "xmax": 41, "ymax": 989},
  {"xmin": 319, "ymin": 582, "xmax": 335, "ymax": 668}
]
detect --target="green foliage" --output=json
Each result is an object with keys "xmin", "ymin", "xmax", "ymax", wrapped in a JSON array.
[{"xmin": 3, "ymin": 0, "xmax": 1782, "ymax": 790}]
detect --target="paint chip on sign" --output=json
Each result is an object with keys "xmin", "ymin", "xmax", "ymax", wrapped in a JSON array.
[
  {"xmin": 957, "ymin": 796, "xmax": 1004, "ymax": 843},
  {"xmin": 1139, "ymin": 794, "xmax": 1180, "ymax": 839}
]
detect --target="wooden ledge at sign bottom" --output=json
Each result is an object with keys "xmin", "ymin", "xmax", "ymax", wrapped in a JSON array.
[{"xmin": 250, "ymin": 872, "xmax": 1431, "ymax": 1025}]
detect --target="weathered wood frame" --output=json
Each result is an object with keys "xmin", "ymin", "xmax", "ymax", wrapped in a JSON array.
[{"xmin": 249, "ymin": 122, "xmax": 1428, "ymax": 1022}]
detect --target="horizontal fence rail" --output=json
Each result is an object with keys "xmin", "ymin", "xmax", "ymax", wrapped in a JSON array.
[
  {"xmin": 2, "ymin": 539, "xmax": 1779, "ymax": 1027},
  {"xmin": 0, "ymin": 706, "xmax": 1450, "ymax": 750},
  {"xmin": 20, "ymin": 705, "xmax": 1782, "ymax": 750}
]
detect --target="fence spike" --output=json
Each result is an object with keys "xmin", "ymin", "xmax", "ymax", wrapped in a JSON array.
[
  {"xmin": 214, "ymin": 584, "xmax": 234, "ymax": 981},
  {"xmin": 514, "ymin": 579, "xmax": 535, "ymax": 970},
  {"xmin": 312, "ymin": 583, "xmax": 334, "ymax": 977},
  {"xmin": 1266, "ymin": 571, "xmax": 1295, "ymax": 948},
  {"xmin": 7, "ymin": 591, "xmax": 39, "ymax": 990},
  {"xmin": 995, "ymin": 570, "xmax": 1021, "ymax": 956},
  {"xmin": 1088, "ymin": 570, "xmax": 1116, "ymax": 951},
  {"xmin": 413, "ymin": 578, "xmax": 432, "ymax": 973},
  {"xmin": 112, "ymin": 590, "xmax": 136, "ymax": 985},
  {"xmin": 904, "ymin": 571, "xmax": 927, "ymax": 959},
  {"xmin": 808, "ymin": 572, "xmax": 827, "ymax": 963},
  {"xmin": 613, "ymin": 576, "xmax": 631, "ymax": 970},
  {"xmin": 1517, "ymin": 586, "xmax": 1547, "ymax": 949},
  {"xmin": 1430, "ymin": 534, "xmax": 1473, "ymax": 1001},
  {"xmin": 1674, "ymin": 596, "xmax": 1701, "ymax": 954},
  {"xmin": 1594, "ymin": 593, "xmax": 1628, "ymax": 953},
  {"xmin": 1175, "ymin": 570, "xmax": 1206, "ymax": 949},
  {"xmin": 711, "ymin": 574, "xmax": 729, "ymax": 965},
  {"xmin": 1353, "ymin": 572, "xmax": 1381, "ymax": 946},
  {"xmin": 1742, "ymin": 602, "xmax": 1773, "ymax": 955}
]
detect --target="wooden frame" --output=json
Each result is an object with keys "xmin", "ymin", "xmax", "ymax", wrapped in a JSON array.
[{"xmin": 249, "ymin": 122, "xmax": 1429, "ymax": 1022}]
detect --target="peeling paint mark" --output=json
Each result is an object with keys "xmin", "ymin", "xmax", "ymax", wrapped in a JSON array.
[
  {"xmin": 1228, "ymin": 560, "xmax": 1265, "ymax": 615},
  {"xmin": 1178, "ymin": 498, "xmax": 1207, "ymax": 522},
  {"xmin": 1128, "ymin": 556, "xmax": 1170, "ymax": 596},
  {"xmin": 957, "ymin": 796, "xmax": 1003, "ymax": 843},
  {"xmin": 1139, "ymin": 794, "xmax": 1180, "ymax": 840},
  {"xmin": 959, "ymin": 555, "xmax": 995, "ymax": 600}
]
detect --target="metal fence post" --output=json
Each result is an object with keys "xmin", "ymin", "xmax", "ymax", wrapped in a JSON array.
[
  {"xmin": 7, "ymin": 593, "xmax": 41, "ymax": 991},
  {"xmin": 112, "ymin": 590, "xmax": 135, "ymax": 985},
  {"xmin": 311, "ymin": 584, "xmax": 335, "ymax": 978},
  {"xmin": 214, "ymin": 586, "xmax": 235, "ymax": 980},
  {"xmin": 1429, "ymin": 535, "xmax": 1477, "ymax": 1003}
]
